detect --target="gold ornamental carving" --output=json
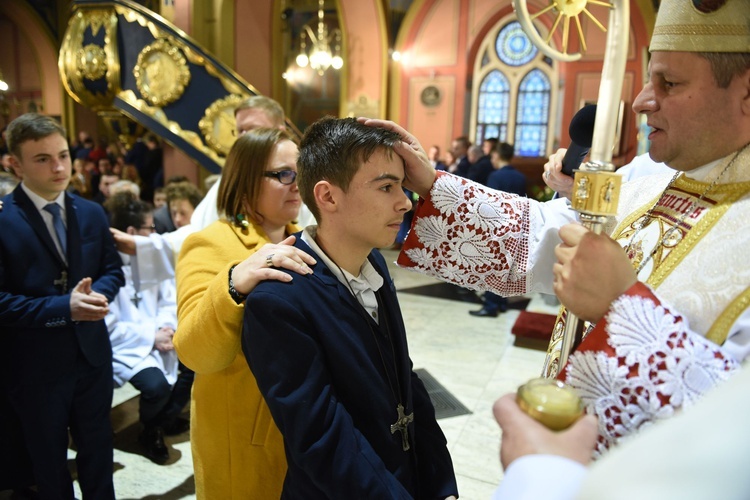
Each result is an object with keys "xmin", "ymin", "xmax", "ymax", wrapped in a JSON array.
[
  {"xmin": 570, "ymin": 171, "xmax": 622, "ymax": 217},
  {"xmin": 199, "ymin": 94, "xmax": 248, "ymax": 156},
  {"xmin": 134, "ymin": 39, "xmax": 191, "ymax": 107},
  {"xmin": 86, "ymin": 9, "xmax": 113, "ymax": 37},
  {"xmin": 76, "ymin": 44, "xmax": 108, "ymax": 81},
  {"xmin": 117, "ymin": 89, "xmax": 225, "ymax": 167},
  {"xmin": 58, "ymin": 8, "xmax": 120, "ymax": 110}
]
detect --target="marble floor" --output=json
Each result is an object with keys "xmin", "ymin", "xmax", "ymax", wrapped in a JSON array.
[{"xmin": 7, "ymin": 249, "xmax": 559, "ymax": 500}]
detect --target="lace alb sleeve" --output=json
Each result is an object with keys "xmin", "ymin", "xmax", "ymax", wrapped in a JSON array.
[
  {"xmin": 560, "ymin": 282, "xmax": 740, "ymax": 458},
  {"xmin": 397, "ymin": 171, "xmax": 576, "ymax": 296}
]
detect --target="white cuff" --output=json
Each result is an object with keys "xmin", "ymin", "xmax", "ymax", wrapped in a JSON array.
[{"xmin": 492, "ymin": 455, "xmax": 587, "ymax": 500}]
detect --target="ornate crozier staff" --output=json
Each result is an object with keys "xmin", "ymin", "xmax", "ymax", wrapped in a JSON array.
[{"xmin": 511, "ymin": 0, "xmax": 629, "ymax": 424}]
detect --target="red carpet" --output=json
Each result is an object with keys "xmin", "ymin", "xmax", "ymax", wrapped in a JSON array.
[{"xmin": 511, "ymin": 310, "xmax": 556, "ymax": 351}]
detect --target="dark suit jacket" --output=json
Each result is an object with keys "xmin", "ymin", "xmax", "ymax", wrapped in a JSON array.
[
  {"xmin": 487, "ymin": 165, "xmax": 527, "ymax": 196},
  {"xmin": 0, "ymin": 186, "xmax": 124, "ymax": 385},
  {"xmin": 0, "ymin": 376, "xmax": 33, "ymax": 490},
  {"xmin": 153, "ymin": 204, "xmax": 176, "ymax": 234},
  {"xmin": 243, "ymin": 236, "xmax": 457, "ymax": 499},
  {"xmin": 467, "ymin": 155, "xmax": 495, "ymax": 186},
  {"xmin": 455, "ymin": 155, "xmax": 471, "ymax": 178}
]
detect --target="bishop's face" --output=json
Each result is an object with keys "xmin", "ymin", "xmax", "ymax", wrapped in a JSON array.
[{"xmin": 633, "ymin": 51, "xmax": 749, "ymax": 172}]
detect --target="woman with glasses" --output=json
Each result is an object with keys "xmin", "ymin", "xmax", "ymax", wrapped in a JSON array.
[{"xmin": 173, "ymin": 128, "xmax": 316, "ymax": 499}]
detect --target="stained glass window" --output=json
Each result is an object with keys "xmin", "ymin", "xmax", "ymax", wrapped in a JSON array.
[
  {"xmin": 472, "ymin": 17, "xmax": 554, "ymax": 157},
  {"xmin": 515, "ymin": 69, "xmax": 550, "ymax": 157},
  {"xmin": 496, "ymin": 21, "xmax": 538, "ymax": 67},
  {"xmin": 476, "ymin": 70, "xmax": 510, "ymax": 143}
]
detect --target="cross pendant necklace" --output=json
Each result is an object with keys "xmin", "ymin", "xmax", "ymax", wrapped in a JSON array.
[
  {"xmin": 370, "ymin": 290, "xmax": 414, "ymax": 451},
  {"xmin": 335, "ymin": 260, "xmax": 414, "ymax": 452},
  {"xmin": 390, "ymin": 403, "xmax": 414, "ymax": 451},
  {"xmin": 54, "ymin": 270, "xmax": 68, "ymax": 293}
]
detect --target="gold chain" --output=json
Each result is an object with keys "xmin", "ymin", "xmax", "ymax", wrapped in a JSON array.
[{"xmin": 625, "ymin": 144, "xmax": 749, "ymax": 274}]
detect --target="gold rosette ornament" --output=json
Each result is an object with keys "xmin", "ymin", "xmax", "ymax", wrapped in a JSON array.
[{"xmin": 134, "ymin": 38, "xmax": 191, "ymax": 107}]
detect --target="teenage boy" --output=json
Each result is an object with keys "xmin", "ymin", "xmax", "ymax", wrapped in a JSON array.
[
  {"xmin": 242, "ymin": 117, "xmax": 458, "ymax": 499},
  {"xmin": 0, "ymin": 113, "xmax": 123, "ymax": 499}
]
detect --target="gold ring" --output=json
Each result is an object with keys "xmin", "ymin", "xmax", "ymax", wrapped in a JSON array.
[{"xmin": 266, "ymin": 254, "xmax": 274, "ymax": 268}]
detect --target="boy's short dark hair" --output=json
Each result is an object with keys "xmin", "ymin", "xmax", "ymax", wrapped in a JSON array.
[
  {"xmin": 6, "ymin": 113, "xmax": 67, "ymax": 158},
  {"xmin": 106, "ymin": 191, "xmax": 151, "ymax": 232},
  {"xmin": 166, "ymin": 181, "xmax": 203, "ymax": 210},
  {"xmin": 497, "ymin": 142, "xmax": 515, "ymax": 161},
  {"xmin": 297, "ymin": 117, "xmax": 401, "ymax": 222}
]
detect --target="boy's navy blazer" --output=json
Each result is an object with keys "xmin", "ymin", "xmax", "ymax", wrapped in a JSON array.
[
  {"xmin": 0, "ymin": 186, "xmax": 124, "ymax": 384},
  {"xmin": 243, "ymin": 233, "xmax": 457, "ymax": 499}
]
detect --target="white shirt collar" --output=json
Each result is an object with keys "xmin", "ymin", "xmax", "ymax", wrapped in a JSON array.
[
  {"xmin": 683, "ymin": 157, "xmax": 722, "ymax": 182},
  {"xmin": 301, "ymin": 226, "xmax": 384, "ymax": 323},
  {"xmin": 301, "ymin": 226, "xmax": 384, "ymax": 292},
  {"xmin": 21, "ymin": 183, "xmax": 66, "ymax": 215}
]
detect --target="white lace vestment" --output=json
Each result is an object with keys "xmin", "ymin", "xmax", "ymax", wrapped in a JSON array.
[{"xmin": 399, "ymin": 156, "xmax": 750, "ymax": 451}]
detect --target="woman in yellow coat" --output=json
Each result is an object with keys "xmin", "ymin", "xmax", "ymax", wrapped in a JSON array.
[{"xmin": 174, "ymin": 128, "xmax": 316, "ymax": 499}]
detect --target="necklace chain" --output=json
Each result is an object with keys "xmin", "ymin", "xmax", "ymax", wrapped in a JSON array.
[
  {"xmin": 333, "ymin": 260, "xmax": 404, "ymax": 406},
  {"xmin": 334, "ymin": 261, "xmax": 417, "ymax": 451},
  {"xmin": 625, "ymin": 144, "xmax": 748, "ymax": 274}
]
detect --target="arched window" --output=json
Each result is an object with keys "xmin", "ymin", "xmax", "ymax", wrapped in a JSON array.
[
  {"xmin": 471, "ymin": 19, "xmax": 556, "ymax": 157},
  {"xmin": 476, "ymin": 70, "xmax": 510, "ymax": 143},
  {"xmin": 515, "ymin": 69, "xmax": 551, "ymax": 157},
  {"xmin": 496, "ymin": 21, "xmax": 538, "ymax": 67}
]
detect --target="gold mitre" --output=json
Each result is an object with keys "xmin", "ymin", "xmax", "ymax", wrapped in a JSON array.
[{"xmin": 650, "ymin": 0, "xmax": 750, "ymax": 53}]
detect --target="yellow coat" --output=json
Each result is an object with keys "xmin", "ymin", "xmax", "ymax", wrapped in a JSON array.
[{"xmin": 174, "ymin": 219, "xmax": 297, "ymax": 499}]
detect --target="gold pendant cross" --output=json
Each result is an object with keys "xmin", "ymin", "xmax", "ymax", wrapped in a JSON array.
[{"xmin": 390, "ymin": 403, "xmax": 414, "ymax": 451}]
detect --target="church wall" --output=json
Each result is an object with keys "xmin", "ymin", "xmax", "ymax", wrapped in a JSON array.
[
  {"xmin": 162, "ymin": 0, "xmax": 206, "ymax": 188},
  {"xmin": 0, "ymin": 0, "xmax": 655, "ymax": 185},
  {"xmin": 339, "ymin": 0, "xmax": 388, "ymax": 119},
  {"xmin": 392, "ymin": 0, "xmax": 654, "ymax": 166},
  {"xmin": 0, "ymin": 1, "xmax": 62, "ymax": 123},
  {"xmin": 234, "ymin": 0, "xmax": 274, "ymax": 96}
]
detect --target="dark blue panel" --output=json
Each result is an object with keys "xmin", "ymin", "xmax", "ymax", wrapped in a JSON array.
[
  {"xmin": 116, "ymin": 13, "xmax": 240, "ymax": 136},
  {"xmin": 117, "ymin": 15, "xmax": 158, "ymax": 96},
  {"xmin": 115, "ymin": 97, "xmax": 222, "ymax": 174}
]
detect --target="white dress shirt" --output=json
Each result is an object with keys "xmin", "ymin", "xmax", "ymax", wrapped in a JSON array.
[
  {"xmin": 21, "ymin": 183, "xmax": 67, "ymax": 262},
  {"xmin": 301, "ymin": 226, "xmax": 384, "ymax": 323}
]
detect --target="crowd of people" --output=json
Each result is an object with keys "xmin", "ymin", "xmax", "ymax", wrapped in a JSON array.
[
  {"xmin": 0, "ymin": 115, "xmax": 210, "ymax": 495},
  {"xmin": 0, "ymin": 93, "xmax": 459, "ymax": 499},
  {"xmin": 0, "ymin": 0, "xmax": 748, "ymax": 498}
]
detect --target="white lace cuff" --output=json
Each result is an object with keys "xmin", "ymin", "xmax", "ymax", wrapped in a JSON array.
[{"xmin": 561, "ymin": 282, "xmax": 740, "ymax": 457}]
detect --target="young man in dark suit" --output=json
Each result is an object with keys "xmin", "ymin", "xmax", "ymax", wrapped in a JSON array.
[
  {"xmin": 242, "ymin": 117, "xmax": 458, "ymax": 499},
  {"xmin": 451, "ymin": 135, "xmax": 471, "ymax": 177},
  {"xmin": 0, "ymin": 113, "xmax": 124, "ymax": 499}
]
